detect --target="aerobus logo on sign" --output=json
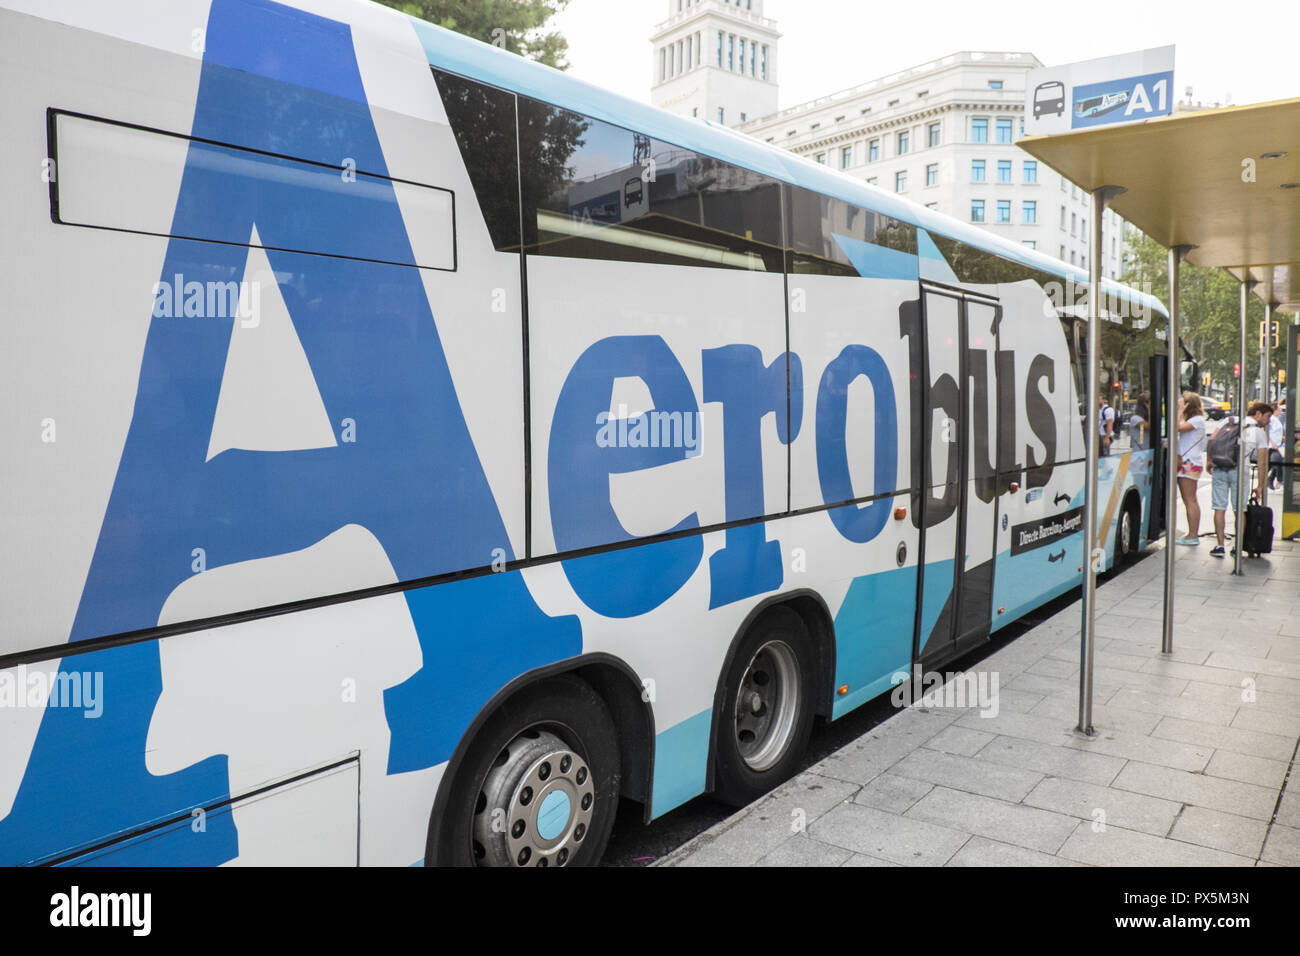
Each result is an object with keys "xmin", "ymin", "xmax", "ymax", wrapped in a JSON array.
[{"xmin": 1024, "ymin": 46, "xmax": 1175, "ymax": 137}]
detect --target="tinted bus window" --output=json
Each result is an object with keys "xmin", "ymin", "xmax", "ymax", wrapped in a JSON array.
[{"xmin": 518, "ymin": 98, "xmax": 784, "ymax": 271}]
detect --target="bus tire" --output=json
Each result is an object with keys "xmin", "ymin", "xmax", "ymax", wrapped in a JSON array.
[
  {"xmin": 1113, "ymin": 497, "xmax": 1139, "ymax": 570},
  {"xmin": 433, "ymin": 674, "xmax": 621, "ymax": 867},
  {"xmin": 713, "ymin": 606, "xmax": 817, "ymax": 807}
]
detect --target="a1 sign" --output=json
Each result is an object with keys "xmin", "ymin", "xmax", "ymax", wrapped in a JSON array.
[{"xmin": 1025, "ymin": 46, "xmax": 1175, "ymax": 137}]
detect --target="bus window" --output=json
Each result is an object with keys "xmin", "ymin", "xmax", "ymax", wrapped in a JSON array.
[{"xmin": 518, "ymin": 99, "xmax": 784, "ymax": 271}]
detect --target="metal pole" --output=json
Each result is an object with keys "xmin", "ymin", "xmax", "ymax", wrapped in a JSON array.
[
  {"xmin": 1079, "ymin": 186, "xmax": 1122, "ymax": 735},
  {"xmin": 1260, "ymin": 301, "xmax": 1271, "ymax": 404},
  {"xmin": 1234, "ymin": 280, "xmax": 1256, "ymax": 575},
  {"xmin": 1263, "ymin": 301, "xmax": 1273, "ymax": 403},
  {"xmin": 1163, "ymin": 245, "xmax": 1192, "ymax": 655}
]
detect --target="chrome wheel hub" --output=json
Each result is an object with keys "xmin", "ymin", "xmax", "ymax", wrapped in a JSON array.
[
  {"xmin": 472, "ymin": 730, "xmax": 595, "ymax": 867},
  {"xmin": 733, "ymin": 639, "xmax": 801, "ymax": 772},
  {"xmin": 1120, "ymin": 510, "xmax": 1132, "ymax": 555}
]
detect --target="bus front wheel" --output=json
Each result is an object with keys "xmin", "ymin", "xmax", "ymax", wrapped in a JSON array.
[
  {"xmin": 433, "ymin": 675, "xmax": 621, "ymax": 867},
  {"xmin": 713, "ymin": 607, "xmax": 817, "ymax": 806}
]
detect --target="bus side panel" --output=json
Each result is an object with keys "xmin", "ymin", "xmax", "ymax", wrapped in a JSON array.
[{"xmin": 992, "ymin": 280, "xmax": 1087, "ymax": 628}]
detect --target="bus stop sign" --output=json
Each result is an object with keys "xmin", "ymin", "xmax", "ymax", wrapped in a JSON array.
[{"xmin": 1025, "ymin": 46, "xmax": 1175, "ymax": 137}]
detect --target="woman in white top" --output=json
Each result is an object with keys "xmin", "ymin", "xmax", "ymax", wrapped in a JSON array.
[{"xmin": 1175, "ymin": 391, "xmax": 1207, "ymax": 545}]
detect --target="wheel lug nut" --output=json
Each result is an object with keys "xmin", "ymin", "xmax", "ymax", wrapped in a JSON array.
[
  {"xmin": 519, "ymin": 786, "xmax": 533, "ymax": 806},
  {"xmin": 517, "ymin": 847, "xmax": 531, "ymax": 865},
  {"xmin": 581, "ymin": 793, "xmax": 592, "ymax": 810},
  {"xmin": 574, "ymin": 823, "xmax": 586, "ymax": 842},
  {"xmin": 539, "ymin": 762, "xmax": 551, "ymax": 781},
  {"xmin": 511, "ymin": 820, "xmax": 526, "ymax": 839},
  {"xmin": 576, "ymin": 767, "xmax": 587, "ymax": 785},
  {"xmin": 560, "ymin": 755, "xmax": 572, "ymax": 774},
  {"xmin": 557, "ymin": 848, "xmax": 569, "ymax": 866}
]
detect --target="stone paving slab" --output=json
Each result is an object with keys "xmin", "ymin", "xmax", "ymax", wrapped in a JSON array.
[{"xmin": 663, "ymin": 494, "xmax": 1298, "ymax": 867}]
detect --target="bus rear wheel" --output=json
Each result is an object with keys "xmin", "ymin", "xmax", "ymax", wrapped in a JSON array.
[
  {"xmin": 432, "ymin": 675, "xmax": 621, "ymax": 867},
  {"xmin": 1114, "ymin": 499, "xmax": 1139, "ymax": 569},
  {"xmin": 713, "ymin": 607, "xmax": 816, "ymax": 806}
]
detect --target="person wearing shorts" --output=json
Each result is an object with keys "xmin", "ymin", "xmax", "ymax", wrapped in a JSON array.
[
  {"xmin": 1207, "ymin": 403, "xmax": 1273, "ymax": 557},
  {"xmin": 1175, "ymin": 392, "xmax": 1207, "ymax": 545}
]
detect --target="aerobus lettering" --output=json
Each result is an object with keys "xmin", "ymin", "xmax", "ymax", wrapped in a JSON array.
[
  {"xmin": 1025, "ymin": 353, "xmax": 1058, "ymax": 488},
  {"xmin": 550, "ymin": 335, "xmax": 703, "ymax": 618},
  {"xmin": 701, "ymin": 344, "xmax": 803, "ymax": 609},
  {"xmin": 815, "ymin": 345, "xmax": 899, "ymax": 544}
]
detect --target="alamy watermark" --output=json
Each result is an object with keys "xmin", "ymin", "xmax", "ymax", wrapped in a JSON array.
[
  {"xmin": 0, "ymin": 666, "xmax": 103, "ymax": 718},
  {"xmin": 596, "ymin": 404, "xmax": 702, "ymax": 454},
  {"xmin": 890, "ymin": 664, "xmax": 1000, "ymax": 718},
  {"xmin": 151, "ymin": 274, "xmax": 262, "ymax": 327}
]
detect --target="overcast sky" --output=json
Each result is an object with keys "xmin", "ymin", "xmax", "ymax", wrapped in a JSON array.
[{"xmin": 550, "ymin": 0, "xmax": 1296, "ymax": 111}]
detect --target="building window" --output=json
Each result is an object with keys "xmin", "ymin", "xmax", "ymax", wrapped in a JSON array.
[
  {"xmin": 717, "ymin": 31, "xmax": 722, "ymax": 67},
  {"xmin": 988, "ymin": 79, "xmax": 1004, "ymax": 90},
  {"xmin": 728, "ymin": 34, "xmax": 734, "ymax": 70},
  {"xmin": 971, "ymin": 159, "xmax": 986, "ymax": 183},
  {"xmin": 660, "ymin": 48, "xmax": 666, "ymax": 82},
  {"xmin": 1082, "ymin": 254, "xmax": 1087, "ymax": 269},
  {"xmin": 868, "ymin": 139, "xmax": 879, "ymax": 162},
  {"xmin": 677, "ymin": 40, "xmax": 683, "ymax": 74},
  {"xmin": 1081, "ymin": 218, "xmax": 1087, "ymax": 236},
  {"xmin": 996, "ymin": 118, "xmax": 1012, "ymax": 143},
  {"xmin": 996, "ymin": 199, "xmax": 1011, "ymax": 223},
  {"xmin": 971, "ymin": 200, "xmax": 985, "ymax": 222},
  {"xmin": 739, "ymin": 112, "xmax": 747, "ymax": 123},
  {"xmin": 816, "ymin": 153, "xmax": 826, "ymax": 164},
  {"xmin": 841, "ymin": 146, "xmax": 853, "ymax": 168},
  {"xmin": 1070, "ymin": 250, "xmax": 1077, "ymax": 264},
  {"xmin": 971, "ymin": 118, "xmax": 988, "ymax": 143},
  {"xmin": 750, "ymin": 40, "xmax": 756, "ymax": 76},
  {"xmin": 895, "ymin": 170, "xmax": 907, "ymax": 192},
  {"xmin": 1023, "ymin": 160, "xmax": 1038, "ymax": 184},
  {"xmin": 1022, "ymin": 240, "xmax": 1036, "ymax": 249},
  {"xmin": 718, "ymin": 107, "xmax": 725, "ymax": 124},
  {"xmin": 693, "ymin": 107, "xmax": 699, "ymax": 118},
  {"xmin": 925, "ymin": 163, "xmax": 938, "ymax": 186},
  {"xmin": 927, "ymin": 122, "xmax": 941, "ymax": 147},
  {"xmin": 1059, "ymin": 206, "xmax": 1066, "ymax": 229},
  {"xmin": 997, "ymin": 160, "xmax": 1012, "ymax": 183},
  {"xmin": 1060, "ymin": 244, "xmax": 1066, "ymax": 259},
  {"xmin": 1070, "ymin": 212, "xmax": 1077, "ymax": 236},
  {"xmin": 739, "ymin": 38, "xmax": 746, "ymax": 74},
  {"xmin": 761, "ymin": 45, "xmax": 768, "ymax": 80},
  {"xmin": 1022, "ymin": 200, "xmax": 1037, "ymax": 224},
  {"xmin": 684, "ymin": 36, "xmax": 691, "ymax": 70},
  {"xmin": 897, "ymin": 130, "xmax": 910, "ymax": 154}
]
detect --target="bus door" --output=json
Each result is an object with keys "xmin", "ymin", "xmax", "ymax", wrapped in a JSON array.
[{"xmin": 915, "ymin": 287, "xmax": 1001, "ymax": 667}]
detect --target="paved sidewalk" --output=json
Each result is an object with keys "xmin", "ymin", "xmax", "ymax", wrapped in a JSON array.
[{"xmin": 663, "ymin": 497, "xmax": 1300, "ymax": 867}]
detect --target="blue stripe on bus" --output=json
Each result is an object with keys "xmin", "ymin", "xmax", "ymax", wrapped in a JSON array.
[
  {"xmin": 650, "ymin": 709, "xmax": 713, "ymax": 818},
  {"xmin": 832, "ymin": 564, "xmax": 918, "ymax": 718}
]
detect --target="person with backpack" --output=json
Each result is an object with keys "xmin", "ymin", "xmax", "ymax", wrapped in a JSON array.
[
  {"xmin": 1206, "ymin": 402, "xmax": 1273, "ymax": 557},
  {"xmin": 1098, "ymin": 394, "xmax": 1116, "ymax": 456}
]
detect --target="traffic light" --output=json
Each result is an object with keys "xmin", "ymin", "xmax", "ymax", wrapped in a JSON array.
[
  {"xmin": 1259, "ymin": 320, "xmax": 1280, "ymax": 349},
  {"xmin": 1233, "ymin": 362, "xmax": 1241, "ymax": 378}
]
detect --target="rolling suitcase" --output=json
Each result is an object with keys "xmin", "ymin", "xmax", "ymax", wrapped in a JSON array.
[{"xmin": 1242, "ymin": 496, "xmax": 1274, "ymax": 557}]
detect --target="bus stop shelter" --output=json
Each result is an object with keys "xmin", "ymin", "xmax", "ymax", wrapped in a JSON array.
[{"xmin": 1018, "ymin": 96, "xmax": 1300, "ymax": 731}]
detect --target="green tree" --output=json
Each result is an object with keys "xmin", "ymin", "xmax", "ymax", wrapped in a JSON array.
[
  {"xmin": 378, "ymin": 0, "xmax": 572, "ymax": 69},
  {"xmin": 1121, "ymin": 230, "xmax": 1295, "ymax": 404}
]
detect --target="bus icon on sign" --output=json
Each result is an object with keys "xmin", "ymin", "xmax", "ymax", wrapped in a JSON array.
[{"xmin": 1033, "ymin": 81, "xmax": 1065, "ymax": 118}]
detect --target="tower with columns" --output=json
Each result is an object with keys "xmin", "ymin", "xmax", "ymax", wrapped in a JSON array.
[{"xmin": 649, "ymin": 0, "xmax": 780, "ymax": 127}]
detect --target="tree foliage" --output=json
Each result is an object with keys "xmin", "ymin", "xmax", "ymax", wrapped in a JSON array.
[
  {"xmin": 378, "ymin": 0, "xmax": 572, "ymax": 69},
  {"xmin": 1121, "ymin": 230, "xmax": 1295, "ymax": 402}
]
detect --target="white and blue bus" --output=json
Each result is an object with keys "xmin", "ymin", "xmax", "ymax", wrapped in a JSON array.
[{"xmin": 0, "ymin": 0, "xmax": 1178, "ymax": 867}]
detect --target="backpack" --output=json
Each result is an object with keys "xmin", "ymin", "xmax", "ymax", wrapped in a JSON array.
[{"xmin": 1208, "ymin": 417, "xmax": 1240, "ymax": 469}]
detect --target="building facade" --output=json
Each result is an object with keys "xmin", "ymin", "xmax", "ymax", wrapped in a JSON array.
[
  {"xmin": 649, "ymin": 0, "xmax": 779, "ymax": 128},
  {"xmin": 650, "ymin": 30, "xmax": 1129, "ymax": 279}
]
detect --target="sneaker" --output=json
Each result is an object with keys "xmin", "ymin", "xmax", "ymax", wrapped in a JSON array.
[
  {"xmin": 1210, "ymin": 545, "xmax": 1226, "ymax": 557},
  {"xmin": 1175, "ymin": 537, "xmax": 1200, "ymax": 546}
]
